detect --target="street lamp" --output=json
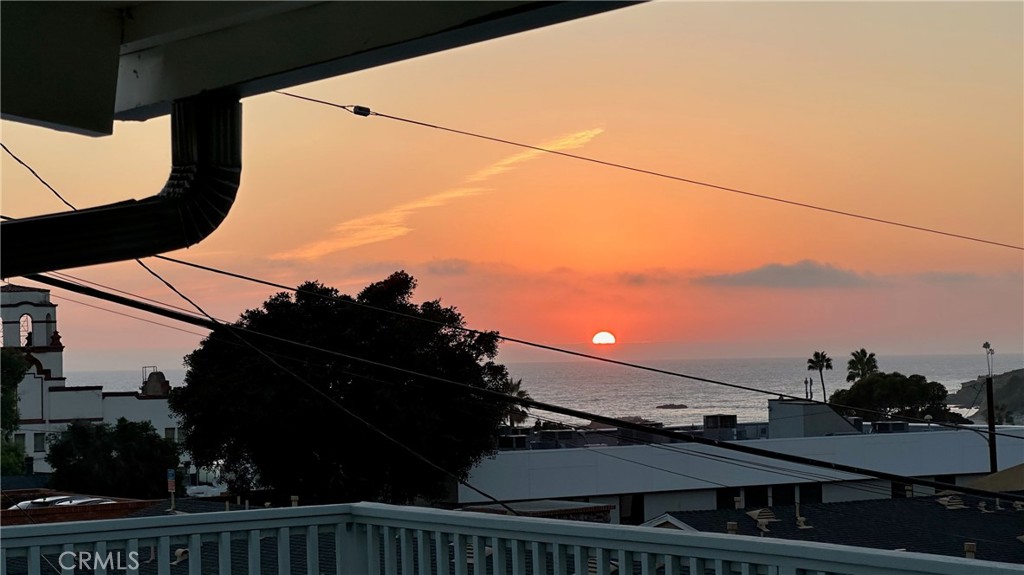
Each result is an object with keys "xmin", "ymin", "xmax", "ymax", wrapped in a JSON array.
[{"xmin": 982, "ymin": 342, "xmax": 997, "ymax": 473}]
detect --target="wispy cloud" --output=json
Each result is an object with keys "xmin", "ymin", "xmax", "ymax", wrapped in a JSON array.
[
  {"xmin": 693, "ymin": 260, "xmax": 872, "ymax": 288},
  {"xmin": 271, "ymin": 129, "xmax": 604, "ymax": 261}
]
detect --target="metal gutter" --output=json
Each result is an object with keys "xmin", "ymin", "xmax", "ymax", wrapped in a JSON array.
[{"xmin": 1, "ymin": 93, "xmax": 241, "ymax": 278}]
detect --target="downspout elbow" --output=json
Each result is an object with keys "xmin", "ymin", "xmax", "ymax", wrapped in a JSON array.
[{"xmin": 1, "ymin": 93, "xmax": 242, "ymax": 278}]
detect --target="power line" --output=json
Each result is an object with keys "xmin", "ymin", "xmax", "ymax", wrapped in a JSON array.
[
  {"xmin": 3, "ymin": 126, "xmax": 1011, "ymax": 439},
  {"xmin": 5, "ymin": 137, "xmax": 1020, "ymax": 497},
  {"xmin": 273, "ymin": 92, "xmax": 1024, "ymax": 252},
  {"xmin": 47, "ymin": 293, "xmax": 209, "ymax": 339},
  {"xmin": 527, "ymin": 415, "xmax": 1024, "ymax": 520},
  {"xmin": 1, "ymin": 143, "xmax": 76, "ymax": 212},
  {"xmin": 0, "ymin": 178, "xmax": 514, "ymax": 513},
  {"xmin": 50, "ymin": 271, "xmax": 207, "ymax": 319},
  {"xmin": 9, "ymin": 288, "xmax": 977, "ymax": 515},
  {"xmin": 153, "ymin": 254, "xmax": 1016, "ymax": 440},
  {"xmin": 22, "ymin": 273, "xmax": 1024, "ymax": 503},
  {"xmin": 127, "ymin": 259, "xmax": 521, "ymax": 515}
]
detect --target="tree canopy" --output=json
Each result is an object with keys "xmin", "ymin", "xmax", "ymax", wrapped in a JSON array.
[
  {"xmin": 2, "ymin": 348, "xmax": 28, "ymax": 437},
  {"xmin": 1, "ymin": 349, "xmax": 29, "ymax": 475},
  {"xmin": 845, "ymin": 348, "xmax": 879, "ymax": 383},
  {"xmin": 828, "ymin": 371, "xmax": 970, "ymax": 423},
  {"xmin": 46, "ymin": 418, "xmax": 180, "ymax": 498},
  {"xmin": 169, "ymin": 272, "xmax": 516, "ymax": 504}
]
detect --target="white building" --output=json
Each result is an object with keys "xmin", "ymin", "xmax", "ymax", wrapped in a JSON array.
[{"xmin": 1, "ymin": 284, "xmax": 181, "ymax": 473}]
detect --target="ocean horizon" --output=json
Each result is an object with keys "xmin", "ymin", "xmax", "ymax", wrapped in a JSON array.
[{"xmin": 64, "ymin": 352, "xmax": 1023, "ymax": 428}]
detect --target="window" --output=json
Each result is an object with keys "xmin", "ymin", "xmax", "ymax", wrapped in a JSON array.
[
  {"xmin": 798, "ymin": 483, "xmax": 822, "ymax": 504},
  {"xmin": 618, "ymin": 494, "xmax": 645, "ymax": 525},
  {"xmin": 13, "ymin": 433, "xmax": 25, "ymax": 450},
  {"xmin": 164, "ymin": 427, "xmax": 176, "ymax": 441},
  {"xmin": 716, "ymin": 487, "xmax": 741, "ymax": 510},
  {"xmin": 744, "ymin": 486, "xmax": 769, "ymax": 509},
  {"xmin": 891, "ymin": 481, "xmax": 912, "ymax": 498},
  {"xmin": 33, "ymin": 433, "xmax": 45, "ymax": 453},
  {"xmin": 771, "ymin": 484, "xmax": 796, "ymax": 506},
  {"xmin": 19, "ymin": 314, "xmax": 32, "ymax": 346}
]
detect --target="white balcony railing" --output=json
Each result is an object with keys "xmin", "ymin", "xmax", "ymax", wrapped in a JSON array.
[{"xmin": 1, "ymin": 502, "xmax": 1017, "ymax": 575}]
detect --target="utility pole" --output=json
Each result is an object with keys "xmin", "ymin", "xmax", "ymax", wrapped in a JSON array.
[{"xmin": 983, "ymin": 342, "xmax": 997, "ymax": 474}]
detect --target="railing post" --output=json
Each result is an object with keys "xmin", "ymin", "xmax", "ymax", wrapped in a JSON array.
[
  {"xmin": 306, "ymin": 525, "xmax": 319, "ymax": 575},
  {"xmin": 453, "ymin": 533, "xmax": 468, "ymax": 575},
  {"xmin": 338, "ymin": 521, "xmax": 370, "ymax": 575},
  {"xmin": 188, "ymin": 533, "xmax": 201, "ymax": 575},
  {"xmin": 472, "ymin": 535, "xmax": 486, "ymax": 575},
  {"xmin": 434, "ymin": 531, "xmax": 452, "ymax": 575},
  {"xmin": 277, "ymin": 527, "xmax": 291, "ymax": 575},
  {"xmin": 416, "ymin": 530, "xmax": 432, "ymax": 575},
  {"xmin": 219, "ymin": 532, "xmax": 231, "ymax": 575},
  {"xmin": 157, "ymin": 536, "xmax": 171, "ymax": 575},
  {"xmin": 126, "ymin": 539, "xmax": 140, "ymax": 575},
  {"xmin": 248, "ymin": 530, "xmax": 261, "ymax": 575},
  {"xmin": 552, "ymin": 543, "xmax": 566, "ymax": 575},
  {"xmin": 94, "ymin": 540, "xmax": 108, "ymax": 575},
  {"xmin": 530, "ymin": 541, "xmax": 546, "ymax": 575},
  {"xmin": 383, "ymin": 526, "xmax": 397, "ymax": 575}
]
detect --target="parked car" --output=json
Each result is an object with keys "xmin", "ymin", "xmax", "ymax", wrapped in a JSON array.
[
  {"xmin": 54, "ymin": 497, "xmax": 115, "ymax": 506},
  {"xmin": 8, "ymin": 495, "xmax": 76, "ymax": 509},
  {"xmin": 186, "ymin": 483, "xmax": 228, "ymax": 497},
  {"xmin": 8, "ymin": 495, "xmax": 114, "ymax": 509}
]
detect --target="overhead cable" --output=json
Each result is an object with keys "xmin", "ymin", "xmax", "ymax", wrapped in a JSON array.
[
  {"xmin": 151, "ymin": 254, "xmax": 1014, "ymax": 440},
  {"xmin": 23, "ymin": 273, "xmax": 1024, "ymax": 504},
  {"xmin": 273, "ymin": 92, "xmax": 1023, "ymax": 252}
]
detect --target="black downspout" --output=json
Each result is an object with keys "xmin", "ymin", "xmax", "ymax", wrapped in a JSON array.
[{"xmin": 1, "ymin": 93, "xmax": 241, "ymax": 278}]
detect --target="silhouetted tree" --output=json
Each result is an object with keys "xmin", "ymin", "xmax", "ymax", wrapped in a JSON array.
[
  {"xmin": 846, "ymin": 348, "xmax": 879, "ymax": 382},
  {"xmin": 1, "ymin": 349, "xmax": 27, "ymax": 437},
  {"xmin": 170, "ymin": 272, "xmax": 511, "ymax": 504},
  {"xmin": 829, "ymin": 372, "xmax": 969, "ymax": 423},
  {"xmin": 498, "ymin": 378, "xmax": 532, "ymax": 427},
  {"xmin": 1, "ymin": 349, "xmax": 28, "ymax": 475},
  {"xmin": 807, "ymin": 351, "xmax": 833, "ymax": 400},
  {"xmin": 46, "ymin": 418, "xmax": 180, "ymax": 498}
]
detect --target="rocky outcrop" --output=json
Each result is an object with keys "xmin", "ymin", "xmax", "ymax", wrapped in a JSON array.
[{"xmin": 947, "ymin": 368, "xmax": 1024, "ymax": 423}]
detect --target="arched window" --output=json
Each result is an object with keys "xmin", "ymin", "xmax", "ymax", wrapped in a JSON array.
[{"xmin": 19, "ymin": 314, "xmax": 33, "ymax": 346}]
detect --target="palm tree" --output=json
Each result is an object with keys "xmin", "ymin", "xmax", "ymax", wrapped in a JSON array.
[
  {"xmin": 499, "ymin": 378, "xmax": 532, "ymax": 428},
  {"xmin": 846, "ymin": 348, "xmax": 879, "ymax": 382},
  {"xmin": 807, "ymin": 351, "xmax": 833, "ymax": 401}
]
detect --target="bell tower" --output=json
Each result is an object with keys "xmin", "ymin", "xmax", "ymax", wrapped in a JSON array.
[{"xmin": 1, "ymin": 284, "xmax": 65, "ymax": 381}]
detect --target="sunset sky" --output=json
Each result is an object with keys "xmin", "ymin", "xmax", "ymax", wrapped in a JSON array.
[{"xmin": 2, "ymin": 1, "xmax": 1022, "ymax": 372}]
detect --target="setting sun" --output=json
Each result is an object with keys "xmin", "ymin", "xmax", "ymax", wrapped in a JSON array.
[{"xmin": 592, "ymin": 331, "xmax": 616, "ymax": 345}]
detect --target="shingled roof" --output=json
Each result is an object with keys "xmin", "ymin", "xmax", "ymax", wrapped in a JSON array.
[{"xmin": 653, "ymin": 493, "xmax": 1024, "ymax": 564}]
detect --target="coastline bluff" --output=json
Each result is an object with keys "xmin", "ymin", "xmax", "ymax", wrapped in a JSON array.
[{"xmin": 948, "ymin": 368, "xmax": 1024, "ymax": 423}]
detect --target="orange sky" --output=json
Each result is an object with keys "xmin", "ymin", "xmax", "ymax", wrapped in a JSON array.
[{"xmin": 2, "ymin": 1, "xmax": 1022, "ymax": 371}]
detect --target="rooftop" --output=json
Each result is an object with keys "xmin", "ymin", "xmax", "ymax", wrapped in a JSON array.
[{"xmin": 656, "ymin": 492, "xmax": 1024, "ymax": 564}]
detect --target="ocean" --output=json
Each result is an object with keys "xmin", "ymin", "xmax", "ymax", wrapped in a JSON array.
[{"xmin": 66, "ymin": 353, "xmax": 1023, "ymax": 428}]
